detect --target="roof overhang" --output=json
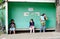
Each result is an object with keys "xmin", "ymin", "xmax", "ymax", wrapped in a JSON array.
[{"xmin": 8, "ymin": 0, "xmax": 55, "ymax": 3}]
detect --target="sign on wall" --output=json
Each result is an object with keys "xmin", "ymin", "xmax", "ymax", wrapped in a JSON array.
[
  {"xmin": 24, "ymin": 12, "xmax": 29, "ymax": 16},
  {"xmin": 24, "ymin": 8, "xmax": 40, "ymax": 16}
]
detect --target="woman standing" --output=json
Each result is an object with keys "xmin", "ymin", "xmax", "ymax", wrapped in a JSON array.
[{"xmin": 40, "ymin": 13, "xmax": 47, "ymax": 32}]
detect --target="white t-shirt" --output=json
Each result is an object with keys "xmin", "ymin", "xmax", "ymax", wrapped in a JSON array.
[{"xmin": 40, "ymin": 16, "xmax": 45, "ymax": 21}]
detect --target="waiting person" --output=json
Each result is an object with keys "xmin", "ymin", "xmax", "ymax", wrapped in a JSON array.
[
  {"xmin": 9, "ymin": 19, "xmax": 16, "ymax": 34},
  {"xmin": 40, "ymin": 13, "xmax": 47, "ymax": 32},
  {"xmin": 29, "ymin": 19, "xmax": 35, "ymax": 33}
]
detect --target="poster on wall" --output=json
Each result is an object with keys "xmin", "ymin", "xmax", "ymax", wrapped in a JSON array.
[
  {"xmin": 24, "ymin": 12, "xmax": 29, "ymax": 16},
  {"xmin": 28, "ymin": 8, "xmax": 34, "ymax": 11}
]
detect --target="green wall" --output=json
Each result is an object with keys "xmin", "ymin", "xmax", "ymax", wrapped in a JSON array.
[{"xmin": 8, "ymin": 2, "xmax": 56, "ymax": 29}]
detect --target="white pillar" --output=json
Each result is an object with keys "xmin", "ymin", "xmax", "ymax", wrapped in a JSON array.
[{"xmin": 5, "ymin": 2, "xmax": 8, "ymax": 34}]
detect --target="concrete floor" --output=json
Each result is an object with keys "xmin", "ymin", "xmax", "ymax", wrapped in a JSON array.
[{"xmin": 0, "ymin": 32, "xmax": 60, "ymax": 39}]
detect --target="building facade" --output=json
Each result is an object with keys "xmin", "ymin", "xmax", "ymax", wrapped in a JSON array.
[{"xmin": 4, "ymin": 0, "xmax": 58, "ymax": 34}]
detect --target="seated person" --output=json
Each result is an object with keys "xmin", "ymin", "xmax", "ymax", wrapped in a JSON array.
[
  {"xmin": 9, "ymin": 19, "xmax": 16, "ymax": 34},
  {"xmin": 29, "ymin": 19, "xmax": 35, "ymax": 33}
]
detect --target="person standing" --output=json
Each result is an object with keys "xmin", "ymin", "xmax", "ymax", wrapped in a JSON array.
[{"xmin": 40, "ymin": 13, "xmax": 47, "ymax": 32}]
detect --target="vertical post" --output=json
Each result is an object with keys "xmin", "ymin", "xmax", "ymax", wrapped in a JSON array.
[
  {"xmin": 56, "ymin": 0, "xmax": 60, "ymax": 32},
  {"xmin": 5, "ymin": 1, "xmax": 8, "ymax": 34}
]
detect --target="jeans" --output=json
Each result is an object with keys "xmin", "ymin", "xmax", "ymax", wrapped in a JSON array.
[{"xmin": 40, "ymin": 26, "xmax": 46, "ymax": 32}]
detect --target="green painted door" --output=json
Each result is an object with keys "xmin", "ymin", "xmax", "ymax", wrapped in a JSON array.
[{"xmin": 8, "ymin": 2, "xmax": 56, "ymax": 29}]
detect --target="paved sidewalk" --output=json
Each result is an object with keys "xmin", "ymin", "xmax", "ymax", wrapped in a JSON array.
[{"xmin": 0, "ymin": 32, "xmax": 60, "ymax": 39}]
